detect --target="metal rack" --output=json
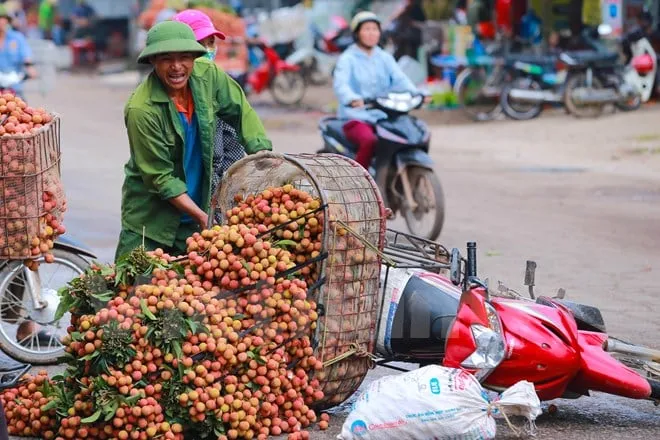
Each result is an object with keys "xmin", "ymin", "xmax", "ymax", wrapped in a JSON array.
[{"xmin": 383, "ymin": 229, "xmax": 451, "ymax": 273}]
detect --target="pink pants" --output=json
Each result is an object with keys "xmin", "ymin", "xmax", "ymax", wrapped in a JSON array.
[{"xmin": 343, "ymin": 120, "xmax": 377, "ymax": 168}]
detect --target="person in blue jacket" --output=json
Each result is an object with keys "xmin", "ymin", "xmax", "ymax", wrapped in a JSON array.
[
  {"xmin": 333, "ymin": 11, "xmax": 428, "ymax": 170},
  {"xmin": 0, "ymin": 5, "xmax": 37, "ymax": 98}
]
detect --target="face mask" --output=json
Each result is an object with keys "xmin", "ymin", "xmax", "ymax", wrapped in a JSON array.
[{"xmin": 205, "ymin": 48, "xmax": 217, "ymax": 61}]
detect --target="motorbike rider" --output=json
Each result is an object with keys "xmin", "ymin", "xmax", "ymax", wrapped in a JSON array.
[
  {"xmin": 115, "ymin": 20, "xmax": 272, "ymax": 261},
  {"xmin": 333, "ymin": 11, "xmax": 428, "ymax": 171},
  {"xmin": 0, "ymin": 5, "xmax": 37, "ymax": 98}
]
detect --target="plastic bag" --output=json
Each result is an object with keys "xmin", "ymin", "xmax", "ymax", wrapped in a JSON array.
[{"xmin": 339, "ymin": 365, "xmax": 541, "ymax": 440}]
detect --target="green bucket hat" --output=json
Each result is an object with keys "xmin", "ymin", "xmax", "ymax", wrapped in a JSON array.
[
  {"xmin": 138, "ymin": 21, "xmax": 207, "ymax": 64},
  {"xmin": 0, "ymin": 5, "xmax": 10, "ymax": 19}
]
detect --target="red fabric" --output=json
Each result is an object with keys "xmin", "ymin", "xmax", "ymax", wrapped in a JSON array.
[{"xmin": 343, "ymin": 120, "xmax": 377, "ymax": 168}]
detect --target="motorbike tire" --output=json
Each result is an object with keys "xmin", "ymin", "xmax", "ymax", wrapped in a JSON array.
[
  {"xmin": 564, "ymin": 73, "xmax": 606, "ymax": 119},
  {"xmin": 270, "ymin": 71, "xmax": 306, "ymax": 106},
  {"xmin": 401, "ymin": 167, "xmax": 445, "ymax": 241},
  {"xmin": 500, "ymin": 77, "xmax": 544, "ymax": 121},
  {"xmin": 454, "ymin": 66, "xmax": 504, "ymax": 122},
  {"xmin": 614, "ymin": 93, "xmax": 642, "ymax": 112},
  {"xmin": 305, "ymin": 58, "xmax": 330, "ymax": 86},
  {"xmin": 0, "ymin": 249, "xmax": 89, "ymax": 364}
]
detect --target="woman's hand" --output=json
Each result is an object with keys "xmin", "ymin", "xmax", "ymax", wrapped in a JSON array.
[{"xmin": 350, "ymin": 99, "xmax": 365, "ymax": 108}]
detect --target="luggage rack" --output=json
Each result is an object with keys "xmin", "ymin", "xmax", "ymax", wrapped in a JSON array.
[{"xmin": 383, "ymin": 229, "xmax": 451, "ymax": 273}]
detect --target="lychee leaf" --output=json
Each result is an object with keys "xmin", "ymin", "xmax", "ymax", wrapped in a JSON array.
[
  {"xmin": 140, "ymin": 299, "xmax": 157, "ymax": 321},
  {"xmin": 79, "ymin": 351, "xmax": 100, "ymax": 361},
  {"xmin": 172, "ymin": 340, "xmax": 183, "ymax": 360},
  {"xmin": 81, "ymin": 409, "xmax": 102, "ymax": 424},
  {"xmin": 40, "ymin": 400, "xmax": 58, "ymax": 412},
  {"xmin": 274, "ymin": 240, "xmax": 297, "ymax": 248},
  {"xmin": 105, "ymin": 403, "xmax": 118, "ymax": 421}
]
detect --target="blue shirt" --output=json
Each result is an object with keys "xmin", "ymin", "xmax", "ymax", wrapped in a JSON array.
[
  {"xmin": 178, "ymin": 112, "xmax": 204, "ymax": 224},
  {"xmin": 0, "ymin": 29, "xmax": 32, "ymax": 96},
  {"xmin": 333, "ymin": 44, "xmax": 419, "ymax": 123}
]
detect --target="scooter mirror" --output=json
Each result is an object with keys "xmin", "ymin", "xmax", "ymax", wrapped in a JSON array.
[{"xmin": 450, "ymin": 248, "xmax": 461, "ymax": 286}]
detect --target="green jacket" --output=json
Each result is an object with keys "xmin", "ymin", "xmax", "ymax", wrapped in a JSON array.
[{"xmin": 121, "ymin": 58, "xmax": 272, "ymax": 247}]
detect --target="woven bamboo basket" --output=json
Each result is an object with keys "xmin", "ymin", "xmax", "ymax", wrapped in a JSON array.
[{"xmin": 211, "ymin": 151, "xmax": 387, "ymax": 409}]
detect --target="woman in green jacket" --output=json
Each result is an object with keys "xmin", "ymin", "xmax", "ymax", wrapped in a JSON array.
[{"xmin": 115, "ymin": 21, "xmax": 272, "ymax": 261}]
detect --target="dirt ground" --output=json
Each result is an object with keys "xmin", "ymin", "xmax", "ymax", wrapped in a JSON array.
[{"xmin": 10, "ymin": 73, "xmax": 660, "ymax": 439}]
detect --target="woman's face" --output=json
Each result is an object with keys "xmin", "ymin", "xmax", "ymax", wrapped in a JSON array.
[
  {"xmin": 200, "ymin": 36, "xmax": 217, "ymax": 60},
  {"xmin": 200, "ymin": 36, "xmax": 215, "ymax": 50},
  {"xmin": 357, "ymin": 21, "xmax": 381, "ymax": 48}
]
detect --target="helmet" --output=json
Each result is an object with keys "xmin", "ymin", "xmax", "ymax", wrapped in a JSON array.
[{"xmin": 350, "ymin": 11, "xmax": 381, "ymax": 34}]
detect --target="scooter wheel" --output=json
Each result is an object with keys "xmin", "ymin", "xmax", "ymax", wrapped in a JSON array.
[
  {"xmin": 0, "ymin": 249, "xmax": 89, "ymax": 364},
  {"xmin": 270, "ymin": 71, "xmax": 306, "ymax": 106}
]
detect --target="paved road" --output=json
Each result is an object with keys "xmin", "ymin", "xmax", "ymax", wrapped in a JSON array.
[{"xmin": 8, "ymin": 72, "xmax": 660, "ymax": 439}]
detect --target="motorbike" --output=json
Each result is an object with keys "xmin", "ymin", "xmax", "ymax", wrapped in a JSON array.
[
  {"xmin": 228, "ymin": 37, "xmax": 306, "ymax": 107},
  {"xmin": 375, "ymin": 230, "xmax": 660, "ymax": 405},
  {"xmin": 560, "ymin": 24, "xmax": 642, "ymax": 118},
  {"xmin": 621, "ymin": 27, "xmax": 658, "ymax": 103},
  {"xmin": 317, "ymin": 92, "xmax": 445, "ymax": 241},
  {"xmin": 0, "ymin": 236, "xmax": 95, "ymax": 364},
  {"xmin": 286, "ymin": 15, "xmax": 352, "ymax": 86},
  {"xmin": 498, "ymin": 54, "xmax": 566, "ymax": 120}
]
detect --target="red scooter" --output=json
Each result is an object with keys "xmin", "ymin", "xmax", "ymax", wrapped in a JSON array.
[
  {"xmin": 228, "ymin": 37, "xmax": 306, "ymax": 107},
  {"xmin": 374, "ymin": 231, "xmax": 660, "ymax": 405}
]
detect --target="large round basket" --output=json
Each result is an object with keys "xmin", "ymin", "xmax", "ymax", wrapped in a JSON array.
[{"xmin": 212, "ymin": 152, "xmax": 387, "ymax": 409}]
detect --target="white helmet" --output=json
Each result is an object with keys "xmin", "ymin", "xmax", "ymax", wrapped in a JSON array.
[{"xmin": 350, "ymin": 11, "xmax": 381, "ymax": 34}]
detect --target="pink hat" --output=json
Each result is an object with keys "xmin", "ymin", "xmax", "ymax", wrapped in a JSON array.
[{"xmin": 172, "ymin": 9, "xmax": 226, "ymax": 42}]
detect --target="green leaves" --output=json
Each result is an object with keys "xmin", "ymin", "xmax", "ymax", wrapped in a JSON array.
[
  {"xmin": 115, "ymin": 246, "xmax": 173, "ymax": 288},
  {"xmin": 54, "ymin": 264, "xmax": 116, "ymax": 321},
  {"xmin": 81, "ymin": 409, "xmax": 102, "ymax": 424},
  {"xmin": 274, "ymin": 239, "xmax": 297, "ymax": 249},
  {"xmin": 140, "ymin": 299, "xmax": 157, "ymax": 321}
]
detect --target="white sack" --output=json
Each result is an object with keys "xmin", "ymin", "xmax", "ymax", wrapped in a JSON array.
[{"xmin": 339, "ymin": 365, "xmax": 541, "ymax": 440}]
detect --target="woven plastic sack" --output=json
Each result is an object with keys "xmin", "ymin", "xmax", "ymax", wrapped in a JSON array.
[
  {"xmin": 212, "ymin": 152, "xmax": 387, "ymax": 409},
  {"xmin": 0, "ymin": 116, "xmax": 65, "ymax": 259},
  {"xmin": 340, "ymin": 365, "xmax": 542, "ymax": 440}
]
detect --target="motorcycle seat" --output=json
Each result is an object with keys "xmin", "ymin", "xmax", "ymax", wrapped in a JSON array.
[
  {"xmin": 320, "ymin": 117, "xmax": 358, "ymax": 151},
  {"xmin": 561, "ymin": 50, "xmax": 619, "ymax": 66},
  {"xmin": 505, "ymin": 54, "xmax": 558, "ymax": 67}
]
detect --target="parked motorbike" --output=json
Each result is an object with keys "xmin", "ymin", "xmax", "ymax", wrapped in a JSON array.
[
  {"xmin": 286, "ymin": 15, "xmax": 351, "ymax": 86},
  {"xmin": 621, "ymin": 27, "xmax": 658, "ymax": 103},
  {"xmin": 0, "ymin": 236, "xmax": 95, "ymax": 364},
  {"xmin": 317, "ymin": 92, "xmax": 444, "ymax": 241},
  {"xmin": 376, "ymin": 230, "xmax": 660, "ymax": 405},
  {"xmin": 499, "ymin": 54, "xmax": 566, "ymax": 120},
  {"xmin": 229, "ymin": 38, "xmax": 306, "ymax": 106},
  {"xmin": 560, "ymin": 25, "xmax": 642, "ymax": 118}
]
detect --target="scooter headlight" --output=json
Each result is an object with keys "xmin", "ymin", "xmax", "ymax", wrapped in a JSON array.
[
  {"xmin": 376, "ymin": 97, "xmax": 397, "ymax": 109},
  {"xmin": 460, "ymin": 303, "xmax": 506, "ymax": 379}
]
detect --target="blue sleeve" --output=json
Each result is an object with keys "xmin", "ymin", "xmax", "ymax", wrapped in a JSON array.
[
  {"xmin": 16, "ymin": 34, "xmax": 33, "ymax": 63},
  {"xmin": 333, "ymin": 53, "xmax": 361, "ymax": 105},
  {"xmin": 385, "ymin": 52, "xmax": 419, "ymax": 93}
]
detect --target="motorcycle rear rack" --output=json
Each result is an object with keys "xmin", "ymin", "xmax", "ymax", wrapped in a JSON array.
[{"xmin": 383, "ymin": 229, "xmax": 450, "ymax": 273}]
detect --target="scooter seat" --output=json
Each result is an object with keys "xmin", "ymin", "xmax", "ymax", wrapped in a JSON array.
[
  {"xmin": 562, "ymin": 50, "xmax": 619, "ymax": 66},
  {"xmin": 321, "ymin": 117, "xmax": 358, "ymax": 151}
]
